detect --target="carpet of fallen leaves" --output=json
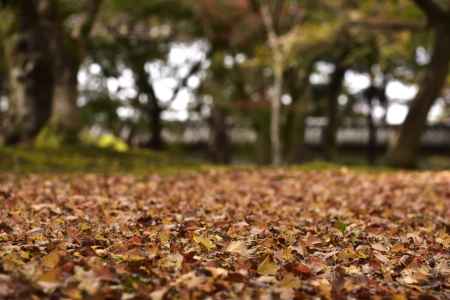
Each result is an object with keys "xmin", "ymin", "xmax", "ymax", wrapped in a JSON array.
[{"xmin": 0, "ymin": 169, "xmax": 449, "ymax": 300}]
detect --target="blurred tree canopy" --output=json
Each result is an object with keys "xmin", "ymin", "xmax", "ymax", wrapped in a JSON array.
[{"xmin": 0, "ymin": 0, "xmax": 449, "ymax": 167}]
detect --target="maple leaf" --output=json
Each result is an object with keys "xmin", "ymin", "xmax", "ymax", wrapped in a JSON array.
[
  {"xmin": 294, "ymin": 263, "xmax": 311, "ymax": 275},
  {"xmin": 1, "ymin": 170, "xmax": 448, "ymax": 299}
]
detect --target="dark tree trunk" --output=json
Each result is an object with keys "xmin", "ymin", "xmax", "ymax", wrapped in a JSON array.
[
  {"xmin": 287, "ymin": 98, "xmax": 310, "ymax": 163},
  {"xmin": 388, "ymin": 24, "xmax": 450, "ymax": 167},
  {"xmin": 322, "ymin": 65, "xmax": 346, "ymax": 160},
  {"xmin": 147, "ymin": 104, "xmax": 164, "ymax": 150},
  {"xmin": 3, "ymin": 0, "xmax": 54, "ymax": 144},
  {"xmin": 133, "ymin": 65, "xmax": 164, "ymax": 150},
  {"xmin": 254, "ymin": 112, "xmax": 272, "ymax": 164},
  {"xmin": 283, "ymin": 64, "xmax": 314, "ymax": 163},
  {"xmin": 367, "ymin": 96, "xmax": 377, "ymax": 165},
  {"xmin": 209, "ymin": 106, "xmax": 231, "ymax": 164},
  {"xmin": 41, "ymin": 0, "xmax": 102, "ymax": 144},
  {"xmin": 50, "ymin": 46, "xmax": 81, "ymax": 143}
]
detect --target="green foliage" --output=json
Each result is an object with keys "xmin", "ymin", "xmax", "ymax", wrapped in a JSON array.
[
  {"xmin": 0, "ymin": 7, "xmax": 14, "ymax": 38},
  {"xmin": 34, "ymin": 127, "xmax": 65, "ymax": 149},
  {"xmin": 87, "ymin": 133, "xmax": 129, "ymax": 152}
]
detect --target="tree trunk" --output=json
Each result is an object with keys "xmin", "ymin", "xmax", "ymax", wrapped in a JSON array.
[
  {"xmin": 3, "ymin": 0, "xmax": 54, "ymax": 145},
  {"xmin": 287, "ymin": 87, "xmax": 312, "ymax": 163},
  {"xmin": 253, "ymin": 111, "xmax": 272, "ymax": 164},
  {"xmin": 283, "ymin": 63, "xmax": 314, "ymax": 162},
  {"xmin": 133, "ymin": 65, "xmax": 165, "ymax": 150},
  {"xmin": 50, "ymin": 46, "xmax": 81, "ymax": 143},
  {"xmin": 367, "ymin": 96, "xmax": 377, "ymax": 164},
  {"xmin": 147, "ymin": 104, "xmax": 164, "ymax": 150},
  {"xmin": 270, "ymin": 63, "xmax": 283, "ymax": 165},
  {"xmin": 46, "ymin": 0, "xmax": 102, "ymax": 143},
  {"xmin": 259, "ymin": 2, "xmax": 283, "ymax": 165},
  {"xmin": 387, "ymin": 24, "xmax": 450, "ymax": 167},
  {"xmin": 322, "ymin": 65, "xmax": 346, "ymax": 160},
  {"xmin": 208, "ymin": 106, "xmax": 231, "ymax": 164},
  {"xmin": 287, "ymin": 104, "xmax": 308, "ymax": 163}
]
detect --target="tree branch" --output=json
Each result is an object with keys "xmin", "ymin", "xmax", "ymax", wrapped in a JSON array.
[
  {"xmin": 259, "ymin": 2, "xmax": 279, "ymax": 53},
  {"xmin": 412, "ymin": 0, "xmax": 447, "ymax": 21},
  {"xmin": 78, "ymin": 0, "xmax": 103, "ymax": 40},
  {"xmin": 272, "ymin": 0, "xmax": 285, "ymax": 35},
  {"xmin": 348, "ymin": 19, "xmax": 426, "ymax": 31},
  {"xmin": 162, "ymin": 52, "xmax": 210, "ymax": 109}
]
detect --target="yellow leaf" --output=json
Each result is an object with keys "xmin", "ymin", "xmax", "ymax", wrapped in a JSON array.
[
  {"xmin": 392, "ymin": 294, "xmax": 407, "ymax": 300},
  {"xmin": 126, "ymin": 253, "xmax": 145, "ymax": 262},
  {"xmin": 38, "ymin": 269, "xmax": 61, "ymax": 292},
  {"xmin": 38, "ymin": 269, "xmax": 60, "ymax": 283},
  {"xmin": 257, "ymin": 256, "xmax": 279, "ymax": 276},
  {"xmin": 19, "ymin": 251, "xmax": 31, "ymax": 260},
  {"xmin": 159, "ymin": 231, "xmax": 170, "ymax": 243},
  {"xmin": 91, "ymin": 246, "xmax": 107, "ymax": 257},
  {"xmin": 41, "ymin": 249, "xmax": 61, "ymax": 269},
  {"xmin": 193, "ymin": 234, "xmax": 216, "ymax": 251},
  {"xmin": 79, "ymin": 223, "xmax": 91, "ymax": 232}
]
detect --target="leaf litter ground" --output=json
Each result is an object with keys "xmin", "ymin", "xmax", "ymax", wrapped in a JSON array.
[{"xmin": 0, "ymin": 169, "xmax": 449, "ymax": 299}]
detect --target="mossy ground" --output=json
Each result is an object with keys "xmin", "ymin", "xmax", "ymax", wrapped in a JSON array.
[
  {"xmin": 0, "ymin": 146, "xmax": 201, "ymax": 175},
  {"xmin": 0, "ymin": 146, "xmax": 448, "ymax": 175}
]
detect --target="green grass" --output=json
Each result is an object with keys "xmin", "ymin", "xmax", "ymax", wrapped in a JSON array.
[{"xmin": 0, "ymin": 146, "xmax": 203, "ymax": 175}]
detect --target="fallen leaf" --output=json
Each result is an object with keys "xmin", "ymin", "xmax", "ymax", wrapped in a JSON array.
[
  {"xmin": 257, "ymin": 256, "xmax": 279, "ymax": 276},
  {"xmin": 41, "ymin": 249, "xmax": 61, "ymax": 269},
  {"xmin": 193, "ymin": 234, "xmax": 216, "ymax": 251},
  {"xmin": 226, "ymin": 240, "xmax": 249, "ymax": 256},
  {"xmin": 279, "ymin": 273, "xmax": 301, "ymax": 289}
]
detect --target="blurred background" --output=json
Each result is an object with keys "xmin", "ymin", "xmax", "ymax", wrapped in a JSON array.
[{"xmin": 0, "ymin": 0, "xmax": 449, "ymax": 171}]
